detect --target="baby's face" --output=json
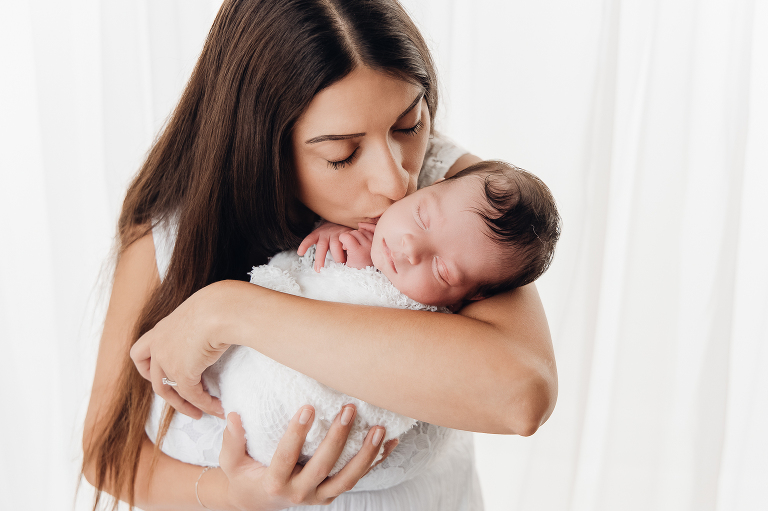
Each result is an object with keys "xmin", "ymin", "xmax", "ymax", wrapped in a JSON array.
[{"xmin": 371, "ymin": 177, "xmax": 506, "ymax": 306}]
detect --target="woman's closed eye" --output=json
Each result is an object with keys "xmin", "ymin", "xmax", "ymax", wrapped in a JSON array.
[
  {"xmin": 327, "ymin": 147, "xmax": 359, "ymax": 170},
  {"xmin": 395, "ymin": 119, "xmax": 423, "ymax": 137},
  {"xmin": 326, "ymin": 118, "xmax": 423, "ymax": 170}
]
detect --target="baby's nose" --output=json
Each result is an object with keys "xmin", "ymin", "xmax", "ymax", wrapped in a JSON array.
[{"xmin": 400, "ymin": 233, "xmax": 424, "ymax": 265}]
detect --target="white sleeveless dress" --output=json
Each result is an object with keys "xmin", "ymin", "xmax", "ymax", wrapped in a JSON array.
[{"xmin": 145, "ymin": 132, "xmax": 485, "ymax": 510}]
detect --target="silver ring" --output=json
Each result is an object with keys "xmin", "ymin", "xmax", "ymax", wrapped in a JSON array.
[{"xmin": 162, "ymin": 377, "xmax": 178, "ymax": 386}]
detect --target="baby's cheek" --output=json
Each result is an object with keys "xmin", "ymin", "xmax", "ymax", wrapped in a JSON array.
[{"xmin": 401, "ymin": 281, "xmax": 443, "ymax": 306}]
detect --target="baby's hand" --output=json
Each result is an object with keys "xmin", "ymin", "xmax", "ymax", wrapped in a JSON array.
[
  {"xmin": 298, "ymin": 221, "xmax": 355, "ymax": 272},
  {"xmin": 339, "ymin": 223, "xmax": 376, "ymax": 269}
]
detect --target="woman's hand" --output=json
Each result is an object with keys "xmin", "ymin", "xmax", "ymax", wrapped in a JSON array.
[
  {"xmin": 130, "ymin": 284, "xmax": 230, "ymax": 419},
  {"xmin": 219, "ymin": 406, "xmax": 399, "ymax": 510}
]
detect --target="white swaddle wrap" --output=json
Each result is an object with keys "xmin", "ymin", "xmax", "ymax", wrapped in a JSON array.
[{"xmin": 200, "ymin": 247, "xmax": 449, "ymax": 477}]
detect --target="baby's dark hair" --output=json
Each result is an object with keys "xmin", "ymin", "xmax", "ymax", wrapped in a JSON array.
[{"xmin": 443, "ymin": 160, "xmax": 561, "ymax": 298}]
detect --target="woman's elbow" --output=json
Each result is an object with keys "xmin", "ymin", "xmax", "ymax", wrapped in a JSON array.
[{"xmin": 504, "ymin": 369, "xmax": 558, "ymax": 437}]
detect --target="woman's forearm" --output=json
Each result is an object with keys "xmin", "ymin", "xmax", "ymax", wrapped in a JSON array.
[
  {"xmin": 83, "ymin": 436, "xmax": 231, "ymax": 511},
  {"xmin": 210, "ymin": 280, "xmax": 557, "ymax": 435}
]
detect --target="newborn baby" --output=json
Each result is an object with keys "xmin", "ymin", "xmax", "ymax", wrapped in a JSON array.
[
  {"xmin": 201, "ymin": 160, "xmax": 561, "ymax": 485},
  {"xmin": 304, "ymin": 160, "xmax": 561, "ymax": 308}
]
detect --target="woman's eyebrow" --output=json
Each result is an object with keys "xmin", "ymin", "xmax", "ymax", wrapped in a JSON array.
[
  {"xmin": 396, "ymin": 91, "xmax": 425, "ymax": 122},
  {"xmin": 305, "ymin": 91, "xmax": 425, "ymax": 144},
  {"xmin": 305, "ymin": 132, "xmax": 365, "ymax": 144}
]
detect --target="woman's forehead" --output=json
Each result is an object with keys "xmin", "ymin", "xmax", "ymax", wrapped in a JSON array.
[{"xmin": 295, "ymin": 67, "xmax": 423, "ymax": 136}]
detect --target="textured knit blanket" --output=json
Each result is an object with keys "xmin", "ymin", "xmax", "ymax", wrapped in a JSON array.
[{"xmin": 201, "ymin": 247, "xmax": 449, "ymax": 475}]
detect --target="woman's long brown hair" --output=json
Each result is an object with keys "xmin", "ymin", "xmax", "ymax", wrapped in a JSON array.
[{"xmin": 80, "ymin": 1, "xmax": 437, "ymax": 509}]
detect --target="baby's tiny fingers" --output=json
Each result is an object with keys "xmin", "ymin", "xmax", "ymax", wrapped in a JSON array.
[
  {"xmin": 357, "ymin": 222, "xmax": 377, "ymax": 234},
  {"xmin": 315, "ymin": 239, "xmax": 330, "ymax": 272},
  {"xmin": 338, "ymin": 232, "xmax": 361, "ymax": 250},
  {"xmin": 348, "ymin": 230, "xmax": 370, "ymax": 247},
  {"xmin": 360, "ymin": 228, "xmax": 374, "ymax": 242},
  {"xmin": 298, "ymin": 233, "xmax": 318, "ymax": 256},
  {"xmin": 329, "ymin": 239, "xmax": 346, "ymax": 263}
]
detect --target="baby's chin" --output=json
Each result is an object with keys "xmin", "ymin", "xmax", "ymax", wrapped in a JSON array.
[
  {"xmin": 391, "ymin": 280, "xmax": 454, "ymax": 307},
  {"xmin": 371, "ymin": 250, "xmax": 395, "ymax": 282}
]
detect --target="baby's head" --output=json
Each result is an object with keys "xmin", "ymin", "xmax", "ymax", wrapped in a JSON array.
[{"xmin": 370, "ymin": 161, "xmax": 561, "ymax": 307}]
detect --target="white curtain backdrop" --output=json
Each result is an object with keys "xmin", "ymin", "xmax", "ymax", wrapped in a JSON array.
[{"xmin": 1, "ymin": 1, "xmax": 765, "ymax": 510}]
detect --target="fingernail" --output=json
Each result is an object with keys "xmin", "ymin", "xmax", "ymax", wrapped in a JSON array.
[
  {"xmin": 299, "ymin": 407, "xmax": 313, "ymax": 425},
  {"xmin": 341, "ymin": 405, "xmax": 355, "ymax": 426},
  {"xmin": 372, "ymin": 427, "xmax": 384, "ymax": 446},
  {"xmin": 226, "ymin": 417, "xmax": 234, "ymax": 432}
]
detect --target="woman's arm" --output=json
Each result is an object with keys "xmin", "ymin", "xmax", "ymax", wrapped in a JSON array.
[
  {"xmin": 135, "ymin": 277, "xmax": 556, "ymax": 436},
  {"xmin": 134, "ymin": 153, "xmax": 557, "ymax": 436},
  {"xmin": 81, "ymin": 232, "xmax": 226, "ymax": 508},
  {"xmin": 83, "ymin": 233, "xmax": 396, "ymax": 510},
  {"xmin": 218, "ymin": 280, "xmax": 555, "ymax": 435}
]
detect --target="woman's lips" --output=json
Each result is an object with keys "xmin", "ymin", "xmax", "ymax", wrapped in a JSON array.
[{"xmin": 382, "ymin": 238, "xmax": 397, "ymax": 274}]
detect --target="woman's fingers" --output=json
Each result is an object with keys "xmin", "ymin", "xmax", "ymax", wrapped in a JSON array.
[
  {"xmin": 129, "ymin": 335, "xmax": 152, "ymax": 380},
  {"xmin": 220, "ymin": 412, "xmax": 264, "ymax": 474},
  {"xmin": 365, "ymin": 438, "xmax": 398, "ymax": 476},
  {"xmin": 268, "ymin": 406, "xmax": 316, "ymax": 485},
  {"xmin": 150, "ymin": 361, "xmax": 203, "ymax": 419},
  {"xmin": 176, "ymin": 381, "xmax": 225, "ymax": 419},
  {"xmin": 316, "ymin": 425, "xmax": 387, "ymax": 500},
  {"xmin": 294, "ymin": 405, "xmax": 357, "ymax": 489}
]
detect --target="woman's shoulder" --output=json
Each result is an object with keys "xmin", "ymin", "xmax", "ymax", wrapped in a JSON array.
[{"xmin": 417, "ymin": 131, "xmax": 469, "ymax": 188}]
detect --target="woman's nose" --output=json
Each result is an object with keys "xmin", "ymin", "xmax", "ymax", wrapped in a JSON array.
[{"xmin": 367, "ymin": 142, "xmax": 409, "ymax": 201}]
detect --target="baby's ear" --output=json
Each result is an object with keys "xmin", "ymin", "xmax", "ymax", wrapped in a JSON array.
[
  {"xmin": 446, "ymin": 301, "xmax": 464, "ymax": 313},
  {"xmin": 447, "ymin": 294, "xmax": 485, "ymax": 313}
]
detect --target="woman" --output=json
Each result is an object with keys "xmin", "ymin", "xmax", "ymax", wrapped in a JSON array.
[{"xmin": 81, "ymin": 0, "xmax": 557, "ymax": 509}]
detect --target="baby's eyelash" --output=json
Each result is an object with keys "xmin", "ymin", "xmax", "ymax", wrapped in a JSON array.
[
  {"xmin": 433, "ymin": 257, "xmax": 447, "ymax": 284},
  {"xmin": 396, "ymin": 120, "xmax": 424, "ymax": 137},
  {"xmin": 327, "ymin": 147, "xmax": 359, "ymax": 170},
  {"xmin": 415, "ymin": 204, "xmax": 427, "ymax": 229}
]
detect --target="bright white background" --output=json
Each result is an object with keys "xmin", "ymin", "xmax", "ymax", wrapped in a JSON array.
[{"xmin": 1, "ymin": 1, "xmax": 766, "ymax": 510}]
